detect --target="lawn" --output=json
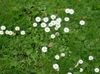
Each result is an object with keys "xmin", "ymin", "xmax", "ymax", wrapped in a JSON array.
[{"xmin": 0, "ymin": 0, "xmax": 100, "ymax": 74}]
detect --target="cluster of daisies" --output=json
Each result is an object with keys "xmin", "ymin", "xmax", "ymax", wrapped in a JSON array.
[
  {"xmin": 39, "ymin": 8, "xmax": 99, "ymax": 74},
  {"xmin": 0, "ymin": 25, "xmax": 26, "ymax": 36},
  {"xmin": 0, "ymin": 7, "xmax": 99, "ymax": 73},
  {"xmin": 41, "ymin": 45, "xmax": 100, "ymax": 73},
  {"xmin": 53, "ymin": 53, "xmax": 66, "ymax": 71},
  {"xmin": 0, "ymin": 8, "xmax": 85, "ymax": 37},
  {"xmin": 33, "ymin": 15, "xmax": 63, "ymax": 39},
  {"xmin": 33, "ymin": 8, "xmax": 85, "ymax": 39},
  {"xmin": 41, "ymin": 46, "xmax": 61, "ymax": 71},
  {"xmin": 74, "ymin": 56, "xmax": 99, "ymax": 73}
]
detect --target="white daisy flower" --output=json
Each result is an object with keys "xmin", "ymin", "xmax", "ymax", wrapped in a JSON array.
[
  {"xmin": 50, "ymin": 20, "xmax": 56, "ymax": 26},
  {"xmin": 54, "ymin": 27, "xmax": 59, "ymax": 31},
  {"xmin": 35, "ymin": 17, "xmax": 41, "ymax": 22},
  {"xmin": 54, "ymin": 54, "xmax": 60, "ymax": 60},
  {"xmin": 0, "ymin": 30, "xmax": 4, "ymax": 35},
  {"xmin": 55, "ymin": 21, "xmax": 61, "ymax": 25},
  {"xmin": 64, "ymin": 27, "xmax": 70, "ymax": 33},
  {"xmin": 94, "ymin": 68, "xmax": 99, "ymax": 73},
  {"xmin": 51, "ymin": 34, "xmax": 56, "ymax": 39},
  {"xmin": 5, "ymin": 30, "xmax": 9, "ymax": 35},
  {"xmin": 88, "ymin": 55, "xmax": 94, "ymax": 61},
  {"xmin": 55, "ymin": 18, "xmax": 62, "ymax": 25},
  {"xmin": 33, "ymin": 22, "xmax": 38, "ymax": 27},
  {"xmin": 65, "ymin": 8, "xmax": 70, "ymax": 13},
  {"xmin": 78, "ymin": 59, "xmax": 83, "ymax": 64},
  {"xmin": 53, "ymin": 63, "xmax": 59, "ymax": 70},
  {"xmin": 55, "ymin": 32, "xmax": 60, "ymax": 36},
  {"xmin": 79, "ymin": 20, "xmax": 85, "ymax": 25},
  {"xmin": 56, "ymin": 17, "xmax": 62, "ymax": 23},
  {"xmin": 8, "ymin": 31, "xmax": 14, "ymax": 35},
  {"xmin": 41, "ymin": 46, "xmax": 48, "ymax": 53},
  {"xmin": 51, "ymin": 15, "xmax": 56, "ymax": 20},
  {"xmin": 60, "ymin": 53, "xmax": 65, "ymax": 57},
  {"xmin": 69, "ymin": 9, "xmax": 74, "ymax": 15},
  {"xmin": 64, "ymin": 17, "xmax": 70, "ymax": 22},
  {"xmin": 20, "ymin": 30, "xmax": 26, "ymax": 35},
  {"xmin": 55, "ymin": 24, "xmax": 61, "ymax": 28},
  {"xmin": 0, "ymin": 25, "xmax": 6, "ymax": 30},
  {"xmin": 43, "ymin": 17, "xmax": 49, "ymax": 23},
  {"xmin": 15, "ymin": 26, "xmax": 20, "ymax": 31},
  {"xmin": 48, "ymin": 23, "xmax": 54, "ymax": 27},
  {"xmin": 80, "ymin": 68, "xmax": 83, "ymax": 72},
  {"xmin": 67, "ymin": 72, "xmax": 72, "ymax": 74},
  {"xmin": 41, "ymin": 22, "xmax": 47, "ymax": 28},
  {"xmin": 44, "ymin": 27, "xmax": 50, "ymax": 32}
]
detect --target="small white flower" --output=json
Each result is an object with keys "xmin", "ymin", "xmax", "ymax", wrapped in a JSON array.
[
  {"xmin": 55, "ymin": 21, "xmax": 61, "ymax": 25},
  {"xmin": 54, "ymin": 54, "xmax": 60, "ymax": 60},
  {"xmin": 48, "ymin": 23, "xmax": 54, "ymax": 27},
  {"xmin": 64, "ymin": 17, "xmax": 70, "ymax": 22},
  {"xmin": 78, "ymin": 59, "xmax": 83, "ymax": 64},
  {"xmin": 43, "ymin": 17, "xmax": 49, "ymax": 23},
  {"xmin": 41, "ymin": 46, "xmax": 48, "ymax": 53},
  {"xmin": 55, "ymin": 32, "xmax": 60, "ymax": 36},
  {"xmin": 55, "ymin": 24, "xmax": 61, "ymax": 28},
  {"xmin": 94, "ymin": 68, "xmax": 99, "ymax": 73},
  {"xmin": 51, "ymin": 34, "xmax": 56, "ymax": 39},
  {"xmin": 79, "ymin": 20, "xmax": 85, "ymax": 25},
  {"xmin": 67, "ymin": 72, "xmax": 72, "ymax": 74},
  {"xmin": 5, "ymin": 30, "xmax": 9, "ymax": 35},
  {"xmin": 55, "ymin": 18, "xmax": 62, "ymax": 25},
  {"xmin": 51, "ymin": 15, "xmax": 56, "ymax": 20},
  {"xmin": 69, "ymin": 9, "xmax": 74, "ymax": 15},
  {"xmin": 20, "ymin": 30, "xmax": 26, "ymax": 35},
  {"xmin": 0, "ymin": 30, "xmax": 4, "ymax": 35},
  {"xmin": 0, "ymin": 25, "xmax": 6, "ymax": 30},
  {"xmin": 56, "ymin": 17, "xmax": 62, "ymax": 23},
  {"xmin": 41, "ymin": 22, "xmax": 47, "ymax": 28},
  {"xmin": 35, "ymin": 17, "xmax": 41, "ymax": 22},
  {"xmin": 50, "ymin": 20, "xmax": 56, "ymax": 26},
  {"xmin": 33, "ymin": 23, "xmax": 38, "ymax": 27},
  {"xmin": 64, "ymin": 27, "xmax": 70, "ymax": 33},
  {"xmin": 44, "ymin": 27, "xmax": 50, "ymax": 32},
  {"xmin": 15, "ymin": 26, "xmax": 20, "ymax": 31},
  {"xmin": 80, "ymin": 68, "xmax": 83, "ymax": 72},
  {"xmin": 60, "ymin": 53, "xmax": 65, "ymax": 57},
  {"xmin": 54, "ymin": 27, "xmax": 59, "ymax": 31},
  {"xmin": 65, "ymin": 8, "xmax": 70, "ymax": 13},
  {"xmin": 53, "ymin": 64, "xmax": 59, "ymax": 70},
  {"xmin": 8, "ymin": 31, "xmax": 14, "ymax": 35},
  {"xmin": 88, "ymin": 55, "xmax": 94, "ymax": 61}
]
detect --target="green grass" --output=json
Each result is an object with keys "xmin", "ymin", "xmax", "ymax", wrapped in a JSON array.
[{"xmin": 0, "ymin": 0, "xmax": 100, "ymax": 74}]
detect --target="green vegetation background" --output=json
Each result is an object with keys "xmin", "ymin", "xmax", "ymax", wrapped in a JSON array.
[{"xmin": 0, "ymin": 0, "xmax": 100, "ymax": 74}]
